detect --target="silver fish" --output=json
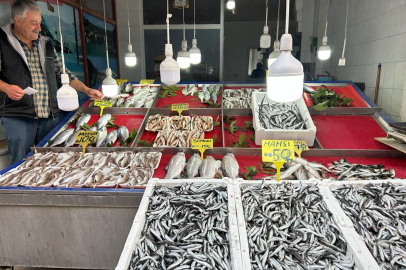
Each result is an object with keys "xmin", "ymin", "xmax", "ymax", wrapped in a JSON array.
[
  {"xmin": 198, "ymin": 91, "xmax": 205, "ymax": 103},
  {"xmin": 110, "ymin": 98, "xmax": 118, "ymax": 107},
  {"xmin": 211, "ymin": 90, "xmax": 218, "ymax": 103},
  {"xmin": 90, "ymin": 126, "xmax": 97, "ymax": 131},
  {"xmin": 199, "ymin": 156, "xmax": 222, "ymax": 178},
  {"xmin": 133, "ymin": 97, "xmax": 147, "ymax": 108},
  {"xmin": 222, "ymin": 153, "xmax": 239, "ymax": 179},
  {"xmin": 96, "ymin": 127, "xmax": 107, "ymax": 147},
  {"xmin": 65, "ymin": 130, "xmax": 78, "ymax": 147},
  {"xmin": 75, "ymin": 114, "xmax": 91, "ymax": 130},
  {"xmin": 118, "ymin": 126, "xmax": 129, "ymax": 146},
  {"xmin": 103, "ymin": 130, "xmax": 118, "ymax": 147},
  {"xmin": 124, "ymin": 97, "xmax": 136, "ymax": 107},
  {"xmin": 118, "ymin": 82, "xmax": 126, "ymax": 93},
  {"xmin": 125, "ymin": 83, "xmax": 133, "ymax": 93},
  {"xmin": 185, "ymin": 153, "xmax": 203, "ymax": 178},
  {"xmin": 204, "ymin": 89, "xmax": 211, "ymax": 101},
  {"xmin": 165, "ymin": 152, "xmax": 186, "ymax": 179},
  {"xmin": 116, "ymin": 97, "xmax": 125, "ymax": 107},
  {"xmin": 97, "ymin": 114, "xmax": 112, "ymax": 130},
  {"xmin": 145, "ymin": 99, "xmax": 154, "ymax": 108},
  {"xmin": 51, "ymin": 128, "xmax": 74, "ymax": 147}
]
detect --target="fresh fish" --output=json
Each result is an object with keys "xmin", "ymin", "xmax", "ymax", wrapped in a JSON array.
[
  {"xmin": 198, "ymin": 91, "xmax": 205, "ymax": 103},
  {"xmin": 110, "ymin": 98, "xmax": 118, "ymax": 107},
  {"xmin": 199, "ymin": 156, "xmax": 221, "ymax": 178},
  {"xmin": 125, "ymin": 83, "xmax": 133, "ymax": 93},
  {"xmin": 211, "ymin": 90, "xmax": 218, "ymax": 103},
  {"xmin": 181, "ymin": 85, "xmax": 189, "ymax": 96},
  {"xmin": 132, "ymin": 86, "xmax": 141, "ymax": 94},
  {"xmin": 90, "ymin": 126, "xmax": 97, "ymax": 132},
  {"xmin": 208, "ymin": 84, "xmax": 215, "ymax": 94},
  {"xmin": 165, "ymin": 152, "xmax": 186, "ymax": 179},
  {"xmin": 144, "ymin": 98, "xmax": 154, "ymax": 108},
  {"xmin": 96, "ymin": 114, "xmax": 112, "ymax": 130},
  {"xmin": 204, "ymin": 89, "xmax": 211, "ymax": 101},
  {"xmin": 133, "ymin": 97, "xmax": 147, "ymax": 108},
  {"xmin": 222, "ymin": 153, "xmax": 239, "ymax": 179},
  {"xmin": 51, "ymin": 129, "xmax": 74, "ymax": 147},
  {"xmin": 124, "ymin": 96, "xmax": 136, "ymax": 107},
  {"xmin": 103, "ymin": 130, "xmax": 118, "ymax": 147},
  {"xmin": 149, "ymin": 86, "xmax": 159, "ymax": 93},
  {"xmin": 118, "ymin": 82, "xmax": 126, "ymax": 93},
  {"xmin": 75, "ymin": 114, "xmax": 91, "ymax": 130},
  {"xmin": 65, "ymin": 130, "xmax": 78, "ymax": 147},
  {"xmin": 330, "ymin": 158, "xmax": 396, "ymax": 180},
  {"xmin": 118, "ymin": 126, "xmax": 129, "ymax": 146},
  {"xmin": 96, "ymin": 127, "xmax": 107, "ymax": 147},
  {"xmin": 116, "ymin": 97, "xmax": 125, "ymax": 107},
  {"xmin": 185, "ymin": 153, "xmax": 203, "ymax": 178}
]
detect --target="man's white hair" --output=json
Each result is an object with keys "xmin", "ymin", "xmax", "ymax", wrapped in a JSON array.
[{"xmin": 11, "ymin": 0, "xmax": 41, "ymax": 21}]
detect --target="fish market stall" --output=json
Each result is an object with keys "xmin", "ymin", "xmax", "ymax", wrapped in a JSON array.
[{"xmin": 0, "ymin": 81, "xmax": 405, "ymax": 269}]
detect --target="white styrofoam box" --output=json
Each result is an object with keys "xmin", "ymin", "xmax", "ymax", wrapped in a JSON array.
[
  {"xmin": 234, "ymin": 179, "xmax": 380, "ymax": 270},
  {"xmin": 251, "ymin": 92, "xmax": 317, "ymax": 146},
  {"xmin": 116, "ymin": 178, "xmax": 242, "ymax": 270}
]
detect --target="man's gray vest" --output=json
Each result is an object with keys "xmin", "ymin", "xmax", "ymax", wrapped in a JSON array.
[{"xmin": 0, "ymin": 23, "xmax": 61, "ymax": 118}]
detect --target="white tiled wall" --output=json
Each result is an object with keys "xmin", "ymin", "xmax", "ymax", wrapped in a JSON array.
[{"xmin": 311, "ymin": 0, "xmax": 406, "ymax": 121}]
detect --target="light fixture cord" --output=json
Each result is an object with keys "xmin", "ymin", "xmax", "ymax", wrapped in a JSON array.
[
  {"xmin": 193, "ymin": 0, "xmax": 196, "ymax": 38},
  {"xmin": 183, "ymin": 4, "xmax": 185, "ymax": 40},
  {"xmin": 166, "ymin": 0, "xmax": 170, "ymax": 44},
  {"xmin": 265, "ymin": 0, "xmax": 268, "ymax": 26},
  {"xmin": 276, "ymin": 0, "xmax": 280, "ymax": 39},
  {"xmin": 127, "ymin": 0, "xmax": 130, "ymax": 45},
  {"xmin": 56, "ymin": 0, "xmax": 65, "ymax": 74},
  {"xmin": 285, "ymin": 0, "xmax": 289, "ymax": 34},
  {"xmin": 103, "ymin": 0, "xmax": 109, "ymax": 69},
  {"xmin": 341, "ymin": 0, "xmax": 349, "ymax": 58},
  {"xmin": 324, "ymin": 0, "xmax": 329, "ymax": 37}
]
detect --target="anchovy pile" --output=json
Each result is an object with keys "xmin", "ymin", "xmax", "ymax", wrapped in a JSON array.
[
  {"xmin": 146, "ymin": 114, "xmax": 214, "ymax": 132},
  {"xmin": 165, "ymin": 153, "xmax": 240, "ymax": 179},
  {"xmin": 241, "ymin": 183, "xmax": 354, "ymax": 270},
  {"xmin": 182, "ymin": 84, "xmax": 221, "ymax": 104},
  {"xmin": 223, "ymin": 88, "xmax": 266, "ymax": 109},
  {"xmin": 257, "ymin": 98, "xmax": 307, "ymax": 130},
  {"xmin": 128, "ymin": 183, "xmax": 232, "ymax": 270},
  {"xmin": 0, "ymin": 151, "xmax": 161, "ymax": 188},
  {"xmin": 329, "ymin": 159, "xmax": 396, "ymax": 180},
  {"xmin": 332, "ymin": 183, "xmax": 406, "ymax": 269}
]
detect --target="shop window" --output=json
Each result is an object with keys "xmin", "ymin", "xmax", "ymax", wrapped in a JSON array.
[{"xmin": 81, "ymin": 0, "xmax": 114, "ymax": 20}]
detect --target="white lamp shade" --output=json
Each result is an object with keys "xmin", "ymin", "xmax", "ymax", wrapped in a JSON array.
[
  {"xmin": 260, "ymin": 26, "xmax": 271, "ymax": 49},
  {"xmin": 268, "ymin": 49, "xmax": 281, "ymax": 69},
  {"xmin": 318, "ymin": 45, "xmax": 331, "ymax": 60},
  {"xmin": 160, "ymin": 55, "xmax": 180, "ymax": 85},
  {"xmin": 267, "ymin": 50, "xmax": 304, "ymax": 103},
  {"xmin": 177, "ymin": 50, "xmax": 191, "ymax": 69},
  {"xmin": 57, "ymin": 74, "xmax": 79, "ymax": 111},
  {"xmin": 102, "ymin": 68, "xmax": 118, "ymax": 97},
  {"xmin": 189, "ymin": 39, "xmax": 201, "ymax": 64},
  {"xmin": 227, "ymin": 0, "xmax": 235, "ymax": 9},
  {"xmin": 125, "ymin": 52, "xmax": 137, "ymax": 67}
]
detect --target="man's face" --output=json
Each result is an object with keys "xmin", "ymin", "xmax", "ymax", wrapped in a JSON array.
[{"xmin": 14, "ymin": 10, "xmax": 42, "ymax": 41}]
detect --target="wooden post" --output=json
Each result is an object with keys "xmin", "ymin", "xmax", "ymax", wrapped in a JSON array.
[{"xmin": 374, "ymin": 63, "xmax": 381, "ymax": 104}]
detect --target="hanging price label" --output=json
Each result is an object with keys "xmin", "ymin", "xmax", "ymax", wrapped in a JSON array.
[
  {"xmin": 94, "ymin": 100, "xmax": 113, "ymax": 116},
  {"xmin": 171, "ymin": 103, "xmax": 189, "ymax": 116},
  {"xmin": 262, "ymin": 140, "xmax": 295, "ymax": 182},
  {"xmin": 294, "ymin": 140, "xmax": 309, "ymax": 158},
  {"xmin": 140, "ymin": 79, "xmax": 155, "ymax": 86},
  {"xmin": 116, "ymin": 79, "xmax": 128, "ymax": 85},
  {"xmin": 75, "ymin": 131, "xmax": 98, "ymax": 156},
  {"xmin": 192, "ymin": 139, "xmax": 213, "ymax": 159}
]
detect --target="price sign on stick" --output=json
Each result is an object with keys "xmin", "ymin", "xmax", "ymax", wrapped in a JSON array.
[
  {"xmin": 140, "ymin": 79, "xmax": 155, "ymax": 86},
  {"xmin": 171, "ymin": 103, "xmax": 189, "ymax": 116},
  {"xmin": 262, "ymin": 140, "xmax": 295, "ymax": 182},
  {"xmin": 192, "ymin": 139, "xmax": 213, "ymax": 159},
  {"xmin": 75, "ymin": 131, "xmax": 98, "ymax": 156},
  {"xmin": 116, "ymin": 79, "xmax": 128, "ymax": 85},
  {"xmin": 294, "ymin": 140, "xmax": 309, "ymax": 158},
  {"xmin": 94, "ymin": 100, "xmax": 113, "ymax": 116}
]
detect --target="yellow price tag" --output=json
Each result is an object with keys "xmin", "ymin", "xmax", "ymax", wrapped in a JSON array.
[
  {"xmin": 171, "ymin": 103, "xmax": 189, "ymax": 116},
  {"xmin": 94, "ymin": 100, "xmax": 113, "ymax": 116},
  {"xmin": 294, "ymin": 140, "xmax": 309, "ymax": 158},
  {"xmin": 262, "ymin": 140, "xmax": 295, "ymax": 182},
  {"xmin": 116, "ymin": 79, "xmax": 128, "ymax": 85},
  {"xmin": 192, "ymin": 139, "xmax": 213, "ymax": 159},
  {"xmin": 140, "ymin": 79, "xmax": 155, "ymax": 86},
  {"xmin": 75, "ymin": 131, "xmax": 98, "ymax": 156}
]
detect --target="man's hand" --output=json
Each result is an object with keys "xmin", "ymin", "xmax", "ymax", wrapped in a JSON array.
[
  {"xmin": 5, "ymin": 85, "xmax": 25, "ymax": 101},
  {"xmin": 86, "ymin": 88, "xmax": 104, "ymax": 100}
]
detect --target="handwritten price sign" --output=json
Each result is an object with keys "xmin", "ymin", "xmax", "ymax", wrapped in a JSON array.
[
  {"xmin": 116, "ymin": 79, "xmax": 128, "ymax": 85},
  {"xmin": 262, "ymin": 140, "xmax": 295, "ymax": 182},
  {"xmin": 94, "ymin": 100, "xmax": 113, "ymax": 116},
  {"xmin": 140, "ymin": 79, "xmax": 155, "ymax": 86},
  {"xmin": 75, "ymin": 131, "xmax": 98, "ymax": 156},
  {"xmin": 171, "ymin": 103, "xmax": 189, "ymax": 116},
  {"xmin": 192, "ymin": 139, "xmax": 213, "ymax": 159},
  {"xmin": 294, "ymin": 140, "xmax": 309, "ymax": 157}
]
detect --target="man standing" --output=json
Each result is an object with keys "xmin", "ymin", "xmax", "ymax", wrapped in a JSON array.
[{"xmin": 0, "ymin": 0, "xmax": 103, "ymax": 164}]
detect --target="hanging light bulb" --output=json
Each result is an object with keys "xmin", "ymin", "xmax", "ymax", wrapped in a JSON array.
[
  {"xmin": 189, "ymin": 0, "xmax": 201, "ymax": 64},
  {"xmin": 268, "ymin": 0, "xmax": 281, "ymax": 68},
  {"xmin": 125, "ymin": 0, "xmax": 136, "ymax": 67},
  {"xmin": 177, "ymin": 4, "xmax": 190, "ymax": 69},
  {"xmin": 101, "ymin": 0, "xmax": 118, "ymax": 97},
  {"xmin": 160, "ymin": 0, "xmax": 180, "ymax": 85},
  {"xmin": 267, "ymin": 0, "xmax": 304, "ymax": 103},
  {"xmin": 338, "ymin": 0, "xmax": 349, "ymax": 66},
  {"xmin": 260, "ymin": 0, "xmax": 271, "ymax": 49},
  {"xmin": 318, "ymin": 0, "xmax": 331, "ymax": 60},
  {"xmin": 55, "ymin": 0, "xmax": 78, "ymax": 111},
  {"xmin": 226, "ymin": 0, "xmax": 235, "ymax": 10}
]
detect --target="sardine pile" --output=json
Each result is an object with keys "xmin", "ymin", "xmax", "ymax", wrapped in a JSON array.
[
  {"xmin": 332, "ymin": 183, "xmax": 406, "ymax": 269},
  {"xmin": 257, "ymin": 98, "xmax": 307, "ymax": 130},
  {"xmin": 90, "ymin": 83, "xmax": 158, "ymax": 108},
  {"xmin": 165, "ymin": 153, "xmax": 240, "ymax": 179},
  {"xmin": 128, "ymin": 183, "xmax": 232, "ymax": 270},
  {"xmin": 0, "ymin": 151, "xmax": 161, "ymax": 188},
  {"xmin": 182, "ymin": 84, "xmax": 221, "ymax": 104},
  {"xmin": 329, "ymin": 159, "xmax": 396, "ymax": 180},
  {"xmin": 241, "ymin": 183, "xmax": 354, "ymax": 270},
  {"xmin": 146, "ymin": 114, "xmax": 214, "ymax": 132},
  {"xmin": 154, "ymin": 130, "xmax": 204, "ymax": 147},
  {"xmin": 50, "ymin": 114, "xmax": 132, "ymax": 147},
  {"xmin": 223, "ymin": 88, "xmax": 266, "ymax": 109}
]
